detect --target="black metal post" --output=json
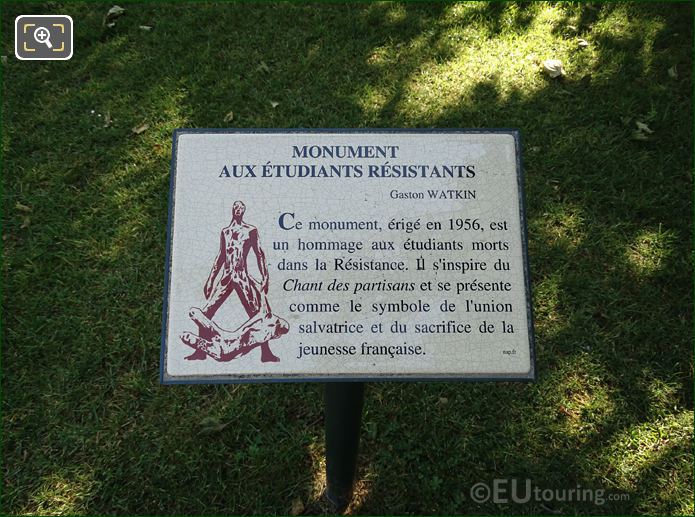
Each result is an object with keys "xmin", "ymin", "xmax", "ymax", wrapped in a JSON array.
[{"xmin": 324, "ymin": 382, "xmax": 365, "ymax": 511}]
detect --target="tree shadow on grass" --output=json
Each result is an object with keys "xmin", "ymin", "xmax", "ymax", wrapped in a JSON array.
[
  {"xmin": 350, "ymin": 4, "xmax": 692, "ymax": 514},
  {"xmin": 2, "ymin": 1, "xmax": 692, "ymax": 515}
]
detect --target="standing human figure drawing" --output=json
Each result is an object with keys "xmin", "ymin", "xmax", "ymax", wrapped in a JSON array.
[{"xmin": 181, "ymin": 201, "xmax": 289, "ymax": 362}]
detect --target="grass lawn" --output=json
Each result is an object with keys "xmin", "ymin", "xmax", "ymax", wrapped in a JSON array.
[{"xmin": 2, "ymin": 1, "xmax": 693, "ymax": 515}]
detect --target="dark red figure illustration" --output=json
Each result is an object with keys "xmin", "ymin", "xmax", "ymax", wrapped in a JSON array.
[{"xmin": 181, "ymin": 201, "xmax": 289, "ymax": 362}]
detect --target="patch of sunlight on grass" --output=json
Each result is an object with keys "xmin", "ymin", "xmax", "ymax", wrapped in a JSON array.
[
  {"xmin": 644, "ymin": 375, "xmax": 684, "ymax": 416},
  {"xmin": 357, "ymin": 86, "xmax": 392, "ymax": 120},
  {"xmin": 604, "ymin": 412, "xmax": 693, "ymax": 487},
  {"xmin": 23, "ymin": 471, "xmax": 96, "ymax": 516},
  {"xmin": 78, "ymin": 34, "xmax": 133, "ymax": 71},
  {"xmin": 394, "ymin": 4, "xmax": 581, "ymax": 122},
  {"xmin": 79, "ymin": 203, "xmax": 151, "ymax": 263},
  {"xmin": 356, "ymin": 36, "xmax": 406, "ymax": 121},
  {"xmin": 533, "ymin": 272, "xmax": 568, "ymax": 338},
  {"xmin": 356, "ymin": 2, "xmax": 592, "ymax": 123},
  {"xmin": 556, "ymin": 370, "xmax": 616, "ymax": 441},
  {"xmin": 122, "ymin": 84, "xmax": 190, "ymax": 166},
  {"xmin": 636, "ymin": 19, "xmax": 664, "ymax": 74},
  {"xmin": 73, "ymin": 84, "xmax": 188, "ymax": 263},
  {"xmin": 444, "ymin": 2, "xmax": 478, "ymax": 19},
  {"xmin": 384, "ymin": 3, "xmax": 407, "ymax": 26},
  {"xmin": 345, "ymin": 468, "xmax": 375, "ymax": 514},
  {"xmin": 591, "ymin": 6, "xmax": 666, "ymax": 80},
  {"xmin": 534, "ymin": 202, "xmax": 586, "ymax": 252},
  {"xmin": 303, "ymin": 433, "xmax": 375, "ymax": 514},
  {"xmin": 302, "ymin": 430, "xmax": 375, "ymax": 514},
  {"xmin": 591, "ymin": 6, "xmax": 636, "ymax": 42},
  {"xmin": 307, "ymin": 437, "xmax": 326, "ymax": 503},
  {"xmin": 625, "ymin": 226, "xmax": 675, "ymax": 277}
]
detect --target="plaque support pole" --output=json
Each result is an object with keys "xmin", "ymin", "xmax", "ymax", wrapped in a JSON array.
[{"xmin": 324, "ymin": 382, "xmax": 364, "ymax": 511}]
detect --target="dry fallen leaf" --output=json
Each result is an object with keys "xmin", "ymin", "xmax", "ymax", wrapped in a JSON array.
[
  {"xmin": 577, "ymin": 38, "xmax": 589, "ymax": 48},
  {"xmin": 290, "ymin": 497, "xmax": 304, "ymax": 516},
  {"xmin": 21, "ymin": 217, "xmax": 31, "ymax": 229},
  {"xmin": 15, "ymin": 202, "xmax": 32, "ymax": 212},
  {"xmin": 139, "ymin": 25, "xmax": 154, "ymax": 31},
  {"xmin": 636, "ymin": 121, "xmax": 654, "ymax": 134},
  {"xmin": 107, "ymin": 5, "xmax": 125, "ymax": 17},
  {"xmin": 438, "ymin": 397, "xmax": 448, "ymax": 405},
  {"xmin": 270, "ymin": 100, "xmax": 279, "ymax": 108},
  {"xmin": 668, "ymin": 65, "xmax": 678, "ymax": 79},
  {"xmin": 542, "ymin": 59, "xmax": 565, "ymax": 78},
  {"xmin": 199, "ymin": 423, "xmax": 229, "ymax": 435},
  {"xmin": 198, "ymin": 417, "xmax": 230, "ymax": 435},
  {"xmin": 132, "ymin": 123, "xmax": 149, "ymax": 135},
  {"xmin": 631, "ymin": 120, "xmax": 654, "ymax": 141},
  {"xmin": 224, "ymin": 111, "xmax": 234, "ymax": 122},
  {"xmin": 104, "ymin": 5, "xmax": 125, "ymax": 27}
]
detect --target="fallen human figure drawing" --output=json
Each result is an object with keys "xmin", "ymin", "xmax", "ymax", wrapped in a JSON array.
[
  {"xmin": 181, "ymin": 298, "xmax": 289, "ymax": 361},
  {"xmin": 180, "ymin": 201, "xmax": 289, "ymax": 363}
]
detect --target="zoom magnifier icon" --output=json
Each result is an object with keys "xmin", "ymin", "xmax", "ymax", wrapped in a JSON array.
[
  {"xmin": 34, "ymin": 26, "xmax": 53, "ymax": 48},
  {"xmin": 15, "ymin": 15, "xmax": 73, "ymax": 60}
]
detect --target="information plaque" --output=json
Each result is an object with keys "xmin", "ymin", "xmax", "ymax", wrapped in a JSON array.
[{"xmin": 160, "ymin": 130, "xmax": 535, "ymax": 383}]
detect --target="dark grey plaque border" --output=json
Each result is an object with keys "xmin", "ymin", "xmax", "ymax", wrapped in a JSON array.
[{"xmin": 160, "ymin": 129, "xmax": 536, "ymax": 384}]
